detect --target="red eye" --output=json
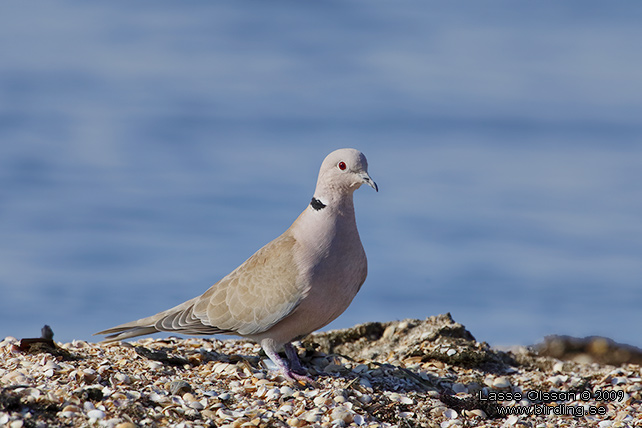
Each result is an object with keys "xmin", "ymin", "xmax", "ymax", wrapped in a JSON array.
[{"xmin": 338, "ymin": 161, "xmax": 347, "ymax": 171}]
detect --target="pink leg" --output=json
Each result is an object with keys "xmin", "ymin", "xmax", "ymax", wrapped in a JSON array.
[{"xmin": 261, "ymin": 339, "xmax": 315, "ymax": 384}]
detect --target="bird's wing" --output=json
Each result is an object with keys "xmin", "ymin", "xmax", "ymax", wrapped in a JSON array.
[
  {"xmin": 96, "ymin": 231, "xmax": 305, "ymax": 341},
  {"xmin": 193, "ymin": 231, "xmax": 303, "ymax": 335}
]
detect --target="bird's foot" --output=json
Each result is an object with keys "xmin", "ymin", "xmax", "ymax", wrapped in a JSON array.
[
  {"xmin": 262, "ymin": 340, "xmax": 317, "ymax": 387},
  {"xmin": 281, "ymin": 368, "xmax": 317, "ymax": 387}
]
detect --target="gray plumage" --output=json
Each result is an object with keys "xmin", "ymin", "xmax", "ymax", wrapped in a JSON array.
[{"xmin": 95, "ymin": 148, "xmax": 377, "ymax": 381}]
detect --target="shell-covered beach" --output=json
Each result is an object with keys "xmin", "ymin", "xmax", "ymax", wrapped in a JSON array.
[{"xmin": 1, "ymin": 314, "xmax": 640, "ymax": 428}]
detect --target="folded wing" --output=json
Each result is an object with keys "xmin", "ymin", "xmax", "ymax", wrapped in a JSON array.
[{"xmin": 96, "ymin": 232, "xmax": 304, "ymax": 342}]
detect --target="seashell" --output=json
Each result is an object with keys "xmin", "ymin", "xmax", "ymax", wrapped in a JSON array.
[
  {"xmin": 303, "ymin": 410, "xmax": 322, "ymax": 423},
  {"xmin": 265, "ymin": 388, "xmax": 281, "ymax": 401},
  {"xmin": 287, "ymin": 418, "xmax": 303, "ymax": 427},
  {"xmin": 313, "ymin": 395, "xmax": 330, "ymax": 406},
  {"xmin": 87, "ymin": 409, "xmax": 105, "ymax": 419},
  {"xmin": 612, "ymin": 377, "xmax": 629, "ymax": 385},
  {"xmin": 201, "ymin": 409, "xmax": 217, "ymax": 420},
  {"xmin": 358, "ymin": 394, "xmax": 372, "ymax": 404},
  {"xmin": 492, "ymin": 377, "xmax": 511, "ymax": 389},
  {"xmin": 504, "ymin": 415, "xmax": 518, "ymax": 426},
  {"xmin": 387, "ymin": 392, "xmax": 401, "ymax": 402},
  {"xmin": 278, "ymin": 404, "xmax": 293, "ymax": 414},
  {"xmin": 114, "ymin": 373, "xmax": 130, "ymax": 384},
  {"xmin": 547, "ymin": 374, "xmax": 568, "ymax": 386},
  {"xmin": 465, "ymin": 409, "xmax": 487, "ymax": 418},
  {"xmin": 149, "ymin": 392, "xmax": 167, "ymax": 404},
  {"xmin": 330, "ymin": 406, "xmax": 353, "ymax": 424},
  {"xmin": 280, "ymin": 386, "xmax": 295, "ymax": 397},
  {"xmin": 62, "ymin": 405, "xmax": 81, "ymax": 414},
  {"xmin": 82, "ymin": 368, "xmax": 98, "ymax": 383},
  {"xmin": 169, "ymin": 380, "xmax": 192, "ymax": 395},
  {"xmin": 182, "ymin": 392, "xmax": 197, "ymax": 402},
  {"xmin": 147, "ymin": 361, "xmax": 163, "ymax": 370},
  {"xmin": 255, "ymin": 386, "xmax": 268, "ymax": 398},
  {"xmin": 27, "ymin": 388, "xmax": 41, "ymax": 399},
  {"xmin": 43, "ymin": 361, "xmax": 60, "ymax": 371},
  {"xmin": 188, "ymin": 400, "xmax": 204, "ymax": 410},
  {"xmin": 125, "ymin": 390, "xmax": 141, "ymax": 400},
  {"xmin": 216, "ymin": 408, "xmax": 234, "ymax": 419},
  {"xmin": 334, "ymin": 395, "xmax": 347, "ymax": 404},
  {"xmin": 115, "ymin": 423, "xmax": 138, "ymax": 428},
  {"xmin": 443, "ymin": 408, "xmax": 457, "ymax": 419},
  {"xmin": 359, "ymin": 378, "xmax": 372, "ymax": 390}
]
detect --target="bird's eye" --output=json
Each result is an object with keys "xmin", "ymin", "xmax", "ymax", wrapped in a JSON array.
[{"xmin": 338, "ymin": 161, "xmax": 347, "ymax": 171}]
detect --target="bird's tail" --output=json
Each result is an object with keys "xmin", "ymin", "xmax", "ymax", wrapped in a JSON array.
[
  {"xmin": 94, "ymin": 296, "xmax": 222, "ymax": 342},
  {"xmin": 94, "ymin": 325, "xmax": 160, "ymax": 343}
]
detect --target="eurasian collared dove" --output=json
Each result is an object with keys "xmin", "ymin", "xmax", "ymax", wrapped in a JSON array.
[{"xmin": 95, "ymin": 148, "xmax": 377, "ymax": 381}]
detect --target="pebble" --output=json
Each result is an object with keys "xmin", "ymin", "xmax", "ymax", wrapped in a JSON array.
[
  {"xmin": 353, "ymin": 364, "xmax": 369, "ymax": 373},
  {"xmin": 452, "ymin": 383, "xmax": 468, "ymax": 394}
]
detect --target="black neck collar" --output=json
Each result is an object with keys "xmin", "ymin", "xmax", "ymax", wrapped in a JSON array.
[{"xmin": 310, "ymin": 197, "xmax": 326, "ymax": 211}]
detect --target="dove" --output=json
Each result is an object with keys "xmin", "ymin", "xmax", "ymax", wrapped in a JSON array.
[{"xmin": 95, "ymin": 148, "xmax": 377, "ymax": 381}]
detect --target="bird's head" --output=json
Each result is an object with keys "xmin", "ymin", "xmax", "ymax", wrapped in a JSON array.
[{"xmin": 316, "ymin": 148, "xmax": 378, "ymax": 195}]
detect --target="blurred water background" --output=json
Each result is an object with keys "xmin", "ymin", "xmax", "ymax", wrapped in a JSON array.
[{"xmin": 1, "ymin": 2, "xmax": 641, "ymax": 348}]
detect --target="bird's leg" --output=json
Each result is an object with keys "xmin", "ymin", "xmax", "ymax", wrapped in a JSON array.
[
  {"xmin": 284, "ymin": 342, "xmax": 306, "ymax": 375},
  {"xmin": 261, "ymin": 339, "xmax": 314, "ymax": 385}
]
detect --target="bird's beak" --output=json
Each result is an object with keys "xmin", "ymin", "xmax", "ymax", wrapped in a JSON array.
[{"xmin": 360, "ymin": 172, "xmax": 378, "ymax": 192}]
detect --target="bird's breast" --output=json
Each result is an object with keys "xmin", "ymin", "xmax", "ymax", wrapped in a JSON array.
[{"xmin": 289, "ymin": 209, "xmax": 367, "ymax": 330}]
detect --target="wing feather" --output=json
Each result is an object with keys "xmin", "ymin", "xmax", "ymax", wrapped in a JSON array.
[{"xmin": 95, "ymin": 231, "xmax": 305, "ymax": 342}]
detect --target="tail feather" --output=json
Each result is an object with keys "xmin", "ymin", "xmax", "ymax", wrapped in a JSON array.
[
  {"xmin": 94, "ymin": 297, "xmax": 228, "ymax": 342},
  {"xmin": 97, "ymin": 326, "xmax": 160, "ymax": 343}
]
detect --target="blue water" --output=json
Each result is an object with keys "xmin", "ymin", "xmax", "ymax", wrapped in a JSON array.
[{"xmin": 1, "ymin": 2, "xmax": 642, "ymax": 348}]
